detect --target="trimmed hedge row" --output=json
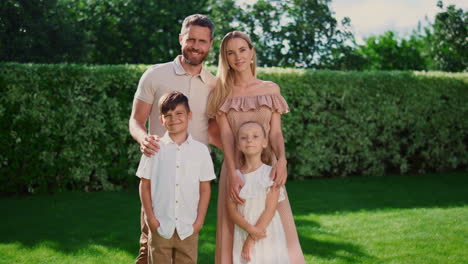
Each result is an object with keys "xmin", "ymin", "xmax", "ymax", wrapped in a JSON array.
[{"xmin": 0, "ymin": 63, "xmax": 467, "ymax": 194}]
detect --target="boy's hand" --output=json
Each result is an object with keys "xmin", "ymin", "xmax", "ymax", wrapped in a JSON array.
[
  {"xmin": 147, "ymin": 218, "xmax": 160, "ymax": 234},
  {"xmin": 140, "ymin": 135, "xmax": 160, "ymax": 156},
  {"xmin": 241, "ymin": 236, "xmax": 255, "ymax": 261},
  {"xmin": 247, "ymin": 225, "xmax": 266, "ymax": 241},
  {"xmin": 192, "ymin": 221, "xmax": 203, "ymax": 234}
]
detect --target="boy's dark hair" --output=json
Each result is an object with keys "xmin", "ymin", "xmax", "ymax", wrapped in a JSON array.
[
  {"xmin": 158, "ymin": 91, "xmax": 191, "ymax": 115},
  {"xmin": 181, "ymin": 14, "xmax": 215, "ymax": 40}
]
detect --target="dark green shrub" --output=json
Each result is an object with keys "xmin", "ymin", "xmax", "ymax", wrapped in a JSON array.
[
  {"xmin": 0, "ymin": 63, "xmax": 144, "ymax": 194},
  {"xmin": 1, "ymin": 63, "xmax": 466, "ymax": 194},
  {"xmin": 261, "ymin": 69, "xmax": 468, "ymax": 178}
]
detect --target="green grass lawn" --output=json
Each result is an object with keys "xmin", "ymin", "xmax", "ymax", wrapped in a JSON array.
[{"xmin": 1, "ymin": 172, "xmax": 467, "ymax": 264}]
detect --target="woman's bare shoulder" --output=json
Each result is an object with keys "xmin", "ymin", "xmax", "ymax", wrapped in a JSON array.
[{"xmin": 257, "ymin": 80, "xmax": 280, "ymax": 94}]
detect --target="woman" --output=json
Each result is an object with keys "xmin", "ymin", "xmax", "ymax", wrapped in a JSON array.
[{"xmin": 208, "ymin": 31, "xmax": 305, "ymax": 264}]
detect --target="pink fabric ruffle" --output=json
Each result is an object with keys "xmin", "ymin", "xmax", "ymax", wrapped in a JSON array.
[{"xmin": 219, "ymin": 94, "xmax": 290, "ymax": 114}]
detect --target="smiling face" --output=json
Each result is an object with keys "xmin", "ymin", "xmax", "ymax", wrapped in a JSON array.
[
  {"xmin": 179, "ymin": 25, "xmax": 213, "ymax": 65},
  {"xmin": 226, "ymin": 37, "xmax": 254, "ymax": 72},
  {"xmin": 237, "ymin": 122, "xmax": 267, "ymax": 158},
  {"xmin": 160, "ymin": 104, "xmax": 192, "ymax": 136}
]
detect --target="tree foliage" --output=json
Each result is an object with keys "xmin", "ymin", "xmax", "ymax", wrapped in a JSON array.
[
  {"xmin": 357, "ymin": 31, "xmax": 427, "ymax": 71},
  {"xmin": 348, "ymin": 1, "xmax": 467, "ymax": 72},
  {"xmin": 207, "ymin": 0, "xmax": 355, "ymax": 68},
  {"xmin": 0, "ymin": 0, "xmax": 88, "ymax": 63},
  {"xmin": 0, "ymin": 0, "xmax": 465, "ymax": 71},
  {"xmin": 429, "ymin": 1, "xmax": 467, "ymax": 72}
]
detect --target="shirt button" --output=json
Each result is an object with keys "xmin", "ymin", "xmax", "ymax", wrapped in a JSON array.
[
  {"xmin": 177, "ymin": 147, "xmax": 181, "ymax": 151},
  {"xmin": 177, "ymin": 165, "xmax": 179, "ymax": 168},
  {"xmin": 176, "ymin": 200, "xmax": 178, "ymax": 203}
]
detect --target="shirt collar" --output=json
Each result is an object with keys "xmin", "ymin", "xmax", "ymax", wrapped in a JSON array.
[
  {"xmin": 160, "ymin": 131, "xmax": 192, "ymax": 145},
  {"xmin": 173, "ymin": 55, "xmax": 210, "ymax": 83}
]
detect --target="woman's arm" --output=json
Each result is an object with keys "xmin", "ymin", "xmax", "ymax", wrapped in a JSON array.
[
  {"xmin": 227, "ymin": 198, "xmax": 266, "ymax": 240},
  {"xmin": 217, "ymin": 113, "xmax": 245, "ymax": 204},
  {"xmin": 208, "ymin": 118, "xmax": 223, "ymax": 150},
  {"xmin": 269, "ymin": 112, "xmax": 288, "ymax": 186}
]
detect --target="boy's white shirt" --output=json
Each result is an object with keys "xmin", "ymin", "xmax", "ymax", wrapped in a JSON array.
[{"xmin": 136, "ymin": 132, "xmax": 216, "ymax": 240}]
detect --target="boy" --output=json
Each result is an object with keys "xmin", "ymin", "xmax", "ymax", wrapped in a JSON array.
[{"xmin": 136, "ymin": 91, "xmax": 216, "ymax": 264}]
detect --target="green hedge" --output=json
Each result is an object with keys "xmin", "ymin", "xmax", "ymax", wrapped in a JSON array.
[{"xmin": 1, "ymin": 63, "xmax": 467, "ymax": 194}]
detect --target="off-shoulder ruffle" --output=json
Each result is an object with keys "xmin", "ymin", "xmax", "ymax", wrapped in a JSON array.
[{"xmin": 219, "ymin": 94, "xmax": 289, "ymax": 114}]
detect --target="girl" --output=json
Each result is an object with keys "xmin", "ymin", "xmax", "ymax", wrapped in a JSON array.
[{"xmin": 228, "ymin": 121, "xmax": 290, "ymax": 264}]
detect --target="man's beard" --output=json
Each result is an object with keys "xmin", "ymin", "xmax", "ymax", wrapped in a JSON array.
[{"xmin": 182, "ymin": 48, "xmax": 208, "ymax": 65}]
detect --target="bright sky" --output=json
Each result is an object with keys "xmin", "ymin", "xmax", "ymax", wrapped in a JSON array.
[{"xmin": 236, "ymin": 0, "xmax": 468, "ymax": 44}]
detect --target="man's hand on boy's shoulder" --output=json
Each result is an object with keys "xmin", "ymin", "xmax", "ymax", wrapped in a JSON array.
[{"xmin": 140, "ymin": 134, "xmax": 160, "ymax": 156}]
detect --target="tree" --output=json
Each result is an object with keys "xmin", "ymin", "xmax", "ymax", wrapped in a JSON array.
[
  {"xmin": 0, "ymin": 0, "xmax": 88, "ymax": 63},
  {"xmin": 79, "ymin": 0, "xmax": 211, "ymax": 64},
  {"xmin": 206, "ymin": 0, "xmax": 245, "ymax": 65},
  {"xmin": 356, "ymin": 31, "xmax": 427, "ymax": 71},
  {"xmin": 208, "ymin": 0, "xmax": 355, "ymax": 68},
  {"xmin": 429, "ymin": 1, "xmax": 467, "ymax": 72}
]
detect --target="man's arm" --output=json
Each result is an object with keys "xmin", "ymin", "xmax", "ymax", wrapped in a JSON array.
[
  {"xmin": 139, "ymin": 178, "xmax": 159, "ymax": 233},
  {"xmin": 193, "ymin": 181, "xmax": 211, "ymax": 233},
  {"xmin": 129, "ymin": 98, "xmax": 159, "ymax": 156}
]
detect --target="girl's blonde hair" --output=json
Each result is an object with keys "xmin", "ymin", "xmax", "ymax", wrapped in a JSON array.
[
  {"xmin": 237, "ymin": 121, "xmax": 272, "ymax": 166},
  {"xmin": 207, "ymin": 31, "xmax": 257, "ymax": 116}
]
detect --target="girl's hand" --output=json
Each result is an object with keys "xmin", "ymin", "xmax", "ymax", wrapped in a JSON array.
[
  {"xmin": 241, "ymin": 236, "xmax": 255, "ymax": 261},
  {"xmin": 247, "ymin": 225, "xmax": 266, "ymax": 241},
  {"xmin": 271, "ymin": 157, "xmax": 288, "ymax": 186},
  {"xmin": 229, "ymin": 171, "xmax": 245, "ymax": 204}
]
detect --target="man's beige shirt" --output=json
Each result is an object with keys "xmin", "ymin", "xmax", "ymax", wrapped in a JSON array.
[{"xmin": 134, "ymin": 56, "xmax": 215, "ymax": 145}]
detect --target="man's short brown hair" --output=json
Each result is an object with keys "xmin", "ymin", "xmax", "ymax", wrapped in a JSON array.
[{"xmin": 180, "ymin": 14, "xmax": 214, "ymax": 40}]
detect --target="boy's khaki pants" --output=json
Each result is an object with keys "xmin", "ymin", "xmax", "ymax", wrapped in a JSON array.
[
  {"xmin": 135, "ymin": 208, "xmax": 198, "ymax": 264},
  {"xmin": 149, "ymin": 229, "xmax": 199, "ymax": 264}
]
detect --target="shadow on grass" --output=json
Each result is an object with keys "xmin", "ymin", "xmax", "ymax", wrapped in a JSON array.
[
  {"xmin": 295, "ymin": 218, "xmax": 375, "ymax": 263},
  {"xmin": 288, "ymin": 172, "xmax": 468, "ymax": 215},
  {"xmin": 0, "ymin": 172, "xmax": 467, "ymax": 262},
  {"xmin": 1, "ymin": 191, "xmax": 142, "ymax": 256}
]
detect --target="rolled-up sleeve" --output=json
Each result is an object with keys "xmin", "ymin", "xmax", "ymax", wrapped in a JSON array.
[
  {"xmin": 199, "ymin": 146, "xmax": 216, "ymax": 182},
  {"xmin": 136, "ymin": 154, "xmax": 159, "ymax": 179}
]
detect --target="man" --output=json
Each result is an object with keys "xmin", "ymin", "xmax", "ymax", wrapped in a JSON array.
[{"xmin": 129, "ymin": 14, "xmax": 216, "ymax": 264}]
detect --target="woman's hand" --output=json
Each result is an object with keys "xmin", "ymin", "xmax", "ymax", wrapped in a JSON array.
[
  {"xmin": 271, "ymin": 157, "xmax": 288, "ymax": 186},
  {"xmin": 229, "ymin": 170, "xmax": 245, "ymax": 204}
]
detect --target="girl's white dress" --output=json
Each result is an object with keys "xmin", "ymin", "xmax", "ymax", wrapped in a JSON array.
[{"xmin": 232, "ymin": 164, "xmax": 290, "ymax": 264}]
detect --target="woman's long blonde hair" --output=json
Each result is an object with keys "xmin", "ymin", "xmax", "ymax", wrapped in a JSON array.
[{"xmin": 207, "ymin": 31, "xmax": 257, "ymax": 116}]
